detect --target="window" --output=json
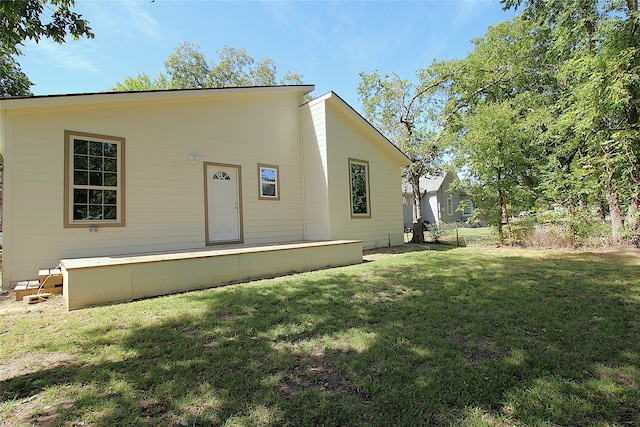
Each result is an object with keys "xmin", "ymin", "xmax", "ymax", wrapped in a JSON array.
[
  {"xmin": 64, "ymin": 131, "xmax": 125, "ymax": 227},
  {"xmin": 349, "ymin": 159, "xmax": 370, "ymax": 218},
  {"xmin": 462, "ymin": 200, "xmax": 474, "ymax": 216},
  {"xmin": 447, "ymin": 195, "xmax": 453, "ymax": 216},
  {"xmin": 213, "ymin": 171, "xmax": 231, "ymax": 180},
  {"xmin": 258, "ymin": 164, "xmax": 279, "ymax": 200}
]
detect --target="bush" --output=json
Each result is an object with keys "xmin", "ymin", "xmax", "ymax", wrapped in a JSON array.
[{"xmin": 512, "ymin": 211, "xmax": 611, "ymax": 249}]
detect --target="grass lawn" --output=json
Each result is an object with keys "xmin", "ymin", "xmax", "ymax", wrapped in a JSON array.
[
  {"xmin": 404, "ymin": 225, "xmax": 497, "ymax": 245},
  {"xmin": 1, "ymin": 246, "xmax": 639, "ymax": 426}
]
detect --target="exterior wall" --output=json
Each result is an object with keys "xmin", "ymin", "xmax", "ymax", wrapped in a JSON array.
[
  {"xmin": 403, "ymin": 172, "xmax": 472, "ymax": 226},
  {"xmin": 1, "ymin": 90, "xmax": 307, "ymax": 288},
  {"xmin": 402, "ymin": 192, "xmax": 438, "ymax": 226},
  {"xmin": 300, "ymin": 101, "xmax": 330, "ymax": 240},
  {"xmin": 324, "ymin": 102, "xmax": 405, "ymax": 249},
  {"xmin": 436, "ymin": 173, "xmax": 462, "ymax": 222}
]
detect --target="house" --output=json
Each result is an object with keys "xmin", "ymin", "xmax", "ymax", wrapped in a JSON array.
[
  {"xmin": 0, "ymin": 86, "xmax": 410, "ymax": 309},
  {"xmin": 402, "ymin": 171, "xmax": 473, "ymax": 227}
]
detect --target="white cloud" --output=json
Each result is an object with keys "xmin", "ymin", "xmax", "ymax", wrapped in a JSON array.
[
  {"xmin": 81, "ymin": 0, "xmax": 163, "ymax": 42},
  {"xmin": 120, "ymin": 1, "xmax": 163, "ymax": 40},
  {"xmin": 23, "ymin": 38, "xmax": 101, "ymax": 74},
  {"xmin": 451, "ymin": 0, "xmax": 496, "ymax": 29}
]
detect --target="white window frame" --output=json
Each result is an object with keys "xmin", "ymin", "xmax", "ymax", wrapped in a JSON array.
[
  {"xmin": 64, "ymin": 131, "xmax": 125, "ymax": 228},
  {"xmin": 447, "ymin": 195, "xmax": 453, "ymax": 216},
  {"xmin": 349, "ymin": 158, "xmax": 371, "ymax": 218},
  {"xmin": 258, "ymin": 164, "xmax": 280, "ymax": 200}
]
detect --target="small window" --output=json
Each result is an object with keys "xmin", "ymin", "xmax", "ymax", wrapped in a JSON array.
[
  {"xmin": 349, "ymin": 159, "xmax": 370, "ymax": 218},
  {"xmin": 462, "ymin": 200, "xmax": 474, "ymax": 216},
  {"xmin": 212, "ymin": 171, "xmax": 231, "ymax": 180},
  {"xmin": 64, "ymin": 131, "xmax": 125, "ymax": 227},
  {"xmin": 447, "ymin": 195, "xmax": 453, "ymax": 216},
  {"xmin": 258, "ymin": 164, "xmax": 279, "ymax": 200}
]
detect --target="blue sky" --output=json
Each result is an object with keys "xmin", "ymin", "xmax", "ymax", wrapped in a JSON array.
[{"xmin": 20, "ymin": 0, "xmax": 515, "ymax": 112}]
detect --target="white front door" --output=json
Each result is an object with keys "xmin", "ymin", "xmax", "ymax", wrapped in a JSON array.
[{"xmin": 206, "ymin": 164, "xmax": 241, "ymax": 244}]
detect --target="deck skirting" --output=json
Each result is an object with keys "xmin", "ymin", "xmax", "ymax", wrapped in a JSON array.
[{"xmin": 60, "ymin": 240, "xmax": 363, "ymax": 310}]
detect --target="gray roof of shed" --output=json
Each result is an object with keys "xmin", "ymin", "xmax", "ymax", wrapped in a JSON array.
[{"xmin": 402, "ymin": 172, "xmax": 448, "ymax": 194}]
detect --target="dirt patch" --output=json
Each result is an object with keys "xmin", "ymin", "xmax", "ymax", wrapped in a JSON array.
[
  {"xmin": 0, "ymin": 291, "xmax": 65, "ymax": 316},
  {"xmin": 278, "ymin": 354, "xmax": 369, "ymax": 400},
  {"xmin": 606, "ymin": 246, "xmax": 640, "ymax": 258},
  {"xmin": 446, "ymin": 332, "xmax": 507, "ymax": 365}
]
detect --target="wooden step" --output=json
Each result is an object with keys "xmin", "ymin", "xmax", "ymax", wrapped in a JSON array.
[
  {"xmin": 38, "ymin": 268, "xmax": 63, "ymax": 288},
  {"xmin": 13, "ymin": 280, "xmax": 62, "ymax": 301}
]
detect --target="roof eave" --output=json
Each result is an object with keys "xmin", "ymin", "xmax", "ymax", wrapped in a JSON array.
[
  {"xmin": 311, "ymin": 92, "xmax": 411, "ymax": 166},
  {"xmin": 0, "ymin": 85, "xmax": 316, "ymax": 110}
]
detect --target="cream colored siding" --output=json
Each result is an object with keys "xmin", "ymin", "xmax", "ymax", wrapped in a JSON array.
[
  {"xmin": 324, "ymin": 102, "xmax": 405, "ymax": 249},
  {"xmin": 300, "ymin": 100, "xmax": 330, "ymax": 240},
  {"xmin": 1, "ymin": 87, "xmax": 410, "ymax": 291},
  {"xmin": 1, "ymin": 90, "xmax": 306, "ymax": 287}
]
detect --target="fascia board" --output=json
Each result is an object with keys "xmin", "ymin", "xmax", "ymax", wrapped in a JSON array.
[
  {"xmin": 317, "ymin": 92, "xmax": 411, "ymax": 166},
  {"xmin": 0, "ymin": 85, "xmax": 316, "ymax": 111}
]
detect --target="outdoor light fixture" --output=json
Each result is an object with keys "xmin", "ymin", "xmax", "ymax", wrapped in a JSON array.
[{"xmin": 189, "ymin": 154, "xmax": 199, "ymax": 163}]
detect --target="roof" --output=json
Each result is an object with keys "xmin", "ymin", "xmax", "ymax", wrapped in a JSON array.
[
  {"xmin": 0, "ymin": 85, "xmax": 316, "ymax": 110},
  {"xmin": 402, "ymin": 172, "xmax": 448, "ymax": 194},
  {"xmin": 307, "ymin": 92, "xmax": 411, "ymax": 166}
]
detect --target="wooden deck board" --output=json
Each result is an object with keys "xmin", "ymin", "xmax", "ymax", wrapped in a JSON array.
[{"xmin": 60, "ymin": 240, "xmax": 360, "ymax": 269}]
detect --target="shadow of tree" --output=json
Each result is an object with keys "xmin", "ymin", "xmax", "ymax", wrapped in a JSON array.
[{"xmin": 1, "ymin": 249, "xmax": 639, "ymax": 426}]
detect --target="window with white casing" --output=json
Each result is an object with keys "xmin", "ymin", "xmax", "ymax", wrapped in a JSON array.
[
  {"xmin": 447, "ymin": 195, "xmax": 453, "ymax": 216},
  {"xmin": 258, "ymin": 164, "xmax": 279, "ymax": 200},
  {"xmin": 349, "ymin": 159, "xmax": 371, "ymax": 218},
  {"xmin": 65, "ymin": 131, "xmax": 125, "ymax": 227}
]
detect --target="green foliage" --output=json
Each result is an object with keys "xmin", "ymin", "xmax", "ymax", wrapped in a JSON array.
[
  {"xmin": 0, "ymin": 50, "xmax": 31, "ymax": 97},
  {"xmin": 0, "ymin": 0, "xmax": 94, "ymax": 96},
  {"xmin": 496, "ymin": 0, "xmax": 640, "ymax": 244},
  {"xmin": 112, "ymin": 42, "xmax": 306, "ymax": 92},
  {"xmin": 110, "ymin": 72, "xmax": 170, "ymax": 92},
  {"xmin": 440, "ymin": 17, "xmax": 555, "ymax": 244},
  {"xmin": 434, "ymin": 1, "xmax": 640, "ymax": 246}
]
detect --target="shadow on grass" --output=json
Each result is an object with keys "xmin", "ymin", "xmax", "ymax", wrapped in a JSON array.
[{"xmin": 2, "ymin": 249, "xmax": 639, "ymax": 426}]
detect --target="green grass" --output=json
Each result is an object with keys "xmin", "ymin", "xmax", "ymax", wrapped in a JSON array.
[
  {"xmin": 1, "ymin": 247, "xmax": 639, "ymax": 426},
  {"xmin": 405, "ymin": 225, "xmax": 497, "ymax": 245}
]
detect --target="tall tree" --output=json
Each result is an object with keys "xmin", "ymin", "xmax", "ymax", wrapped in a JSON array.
[
  {"xmin": 501, "ymin": 0, "xmax": 640, "ymax": 244},
  {"xmin": 0, "ymin": 0, "xmax": 94, "ymax": 96},
  {"xmin": 112, "ymin": 42, "xmax": 305, "ymax": 92},
  {"xmin": 358, "ymin": 69, "xmax": 446, "ymax": 243},
  {"xmin": 441, "ymin": 17, "xmax": 553, "ymax": 243}
]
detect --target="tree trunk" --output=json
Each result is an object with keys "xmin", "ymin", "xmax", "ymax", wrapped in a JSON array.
[
  {"xmin": 501, "ymin": 191, "xmax": 513, "ymax": 246},
  {"xmin": 410, "ymin": 175, "xmax": 425, "ymax": 244},
  {"xmin": 497, "ymin": 205, "xmax": 504, "ymax": 246},
  {"xmin": 498, "ymin": 188, "xmax": 512, "ymax": 246},
  {"xmin": 606, "ymin": 189, "xmax": 625, "ymax": 246},
  {"xmin": 627, "ymin": 196, "xmax": 640, "ymax": 247}
]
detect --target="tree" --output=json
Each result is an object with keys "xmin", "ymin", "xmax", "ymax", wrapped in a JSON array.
[
  {"xmin": 0, "ymin": 0, "xmax": 94, "ymax": 96},
  {"xmin": 112, "ymin": 42, "xmax": 305, "ymax": 91},
  {"xmin": 0, "ymin": 49, "xmax": 32, "ymax": 97},
  {"xmin": 441, "ymin": 17, "xmax": 553, "ymax": 243},
  {"xmin": 449, "ymin": 94, "xmax": 548, "ymax": 244},
  {"xmin": 358, "ymin": 69, "xmax": 446, "ymax": 243},
  {"xmin": 501, "ymin": 0, "xmax": 640, "ymax": 244}
]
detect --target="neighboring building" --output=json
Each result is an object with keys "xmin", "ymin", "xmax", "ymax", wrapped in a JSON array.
[
  {"xmin": 0, "ymin": 86, "xmax": 410, "ymax": 293},
  {"xmin": 402, "ymin": 171, "xmax": 473, "ymax": 226}
]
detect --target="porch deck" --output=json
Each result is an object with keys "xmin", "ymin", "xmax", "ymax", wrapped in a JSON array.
[{"xmin": 60, "ymin": 240, "xmax": 363, "ymax": 310}]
